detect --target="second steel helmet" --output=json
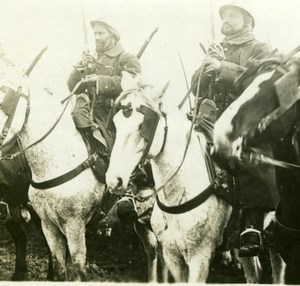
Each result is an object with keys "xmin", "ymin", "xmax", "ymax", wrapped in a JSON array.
[{"xmin": 219, "ymin": 2, "xmax": 255, "ymax": 28}]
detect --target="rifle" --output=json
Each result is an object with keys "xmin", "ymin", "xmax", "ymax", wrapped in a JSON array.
[
  {"xmin": 61, "ymin": 27, "xmax": 159, "ymax": 104},
  {"xmin": 177, "ymin": 71, "xmax": 203, "ymax": 110},
  {"xmin": 25, "ymin": 46, "xmax": 48, "ymax": 77},
  {"xmin": 177, "ymin": 50, "xmax": 192, "ymax": 110},
  {"xmin": 136, "ymin": 27, "xmax": 158, "ymax": 59}
]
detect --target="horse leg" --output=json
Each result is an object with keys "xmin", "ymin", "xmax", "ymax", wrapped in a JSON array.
[
  {"xmin": 133, "ymin": 221, "xmax": 158, "ymax": 282},
  {"xmin": 187, "ymin": 253, "xmax": 211, "ymax": 282},
  {"xmin": 65, "ymin": 221, "xmax": 87, "ymax": 281},
  {"xmin": 41, "ymin": 221, "xmax": 67, "ymax": 281},
  {"xmin": 5, "ymin": 217, "xmax": 27, "ymax": 281},
  {"xmin": 158, "ymin": 243, "xmax": 169, "ymax": 282},
  {"xmin": 232, "ymin": 248, "xmax": 242, "ymax": 271},
  {"xmin": 27, "ymin": 207, "xmax": 54, "ymax": 280},
  {"xmin": 268, "ymin": 246, "xmax": 285, "ymax": 284},
  {"xmin": 238, "ymin": 255, "xmax": 263, "ymax": 283},
  {"xmin": 163, "ymin": 248, "xmax": 188, "ymax": 282}
]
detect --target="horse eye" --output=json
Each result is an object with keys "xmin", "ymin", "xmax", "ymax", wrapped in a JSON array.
[{"xmin": 122, "ymin": 108, "xmax": 132, "ymax": 118}]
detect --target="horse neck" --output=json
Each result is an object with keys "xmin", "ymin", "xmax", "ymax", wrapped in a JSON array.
[
  {"xmin": 20, "ymin": 97, "xmax": 88, "ymax": 181},
  {"xmin": 150, "ymin": 110, "xmax": 211, "ymax": 204}
]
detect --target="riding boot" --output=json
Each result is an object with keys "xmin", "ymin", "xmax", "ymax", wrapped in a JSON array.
[
  {"xmin": 117, "ymin": 162, "xmax": 155, "ymax": 225},
  {"xmin": 117, "ymin": 189, "xmax": 138, "ymax": 225},
  {"xmin": 239, "ymin": 208, "xmax": 264, "ymax": 257},
  {"xmin": 89, "ymin": 126, "xmax": 108, "ymax": 149}
]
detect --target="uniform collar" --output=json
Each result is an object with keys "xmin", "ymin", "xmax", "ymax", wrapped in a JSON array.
[
  {"xmin": 222, "ymin": 30, "xmax": 255, "ymax": 46},
  {"xmin": 98, "ymin": 43, "xmax": 124, "ymax": 58}
]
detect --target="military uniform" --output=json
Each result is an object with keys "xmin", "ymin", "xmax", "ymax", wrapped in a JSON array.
[
  {"xmin": 68, "ymin": 42, "xmax": 141, "ymax": 151},
  {"xmin": 192, "ymin": 31, "xmax": 271, "ymax": 117},
  {"xmin": 192, "ymin": 31, "xmax": 279, "ymax": 211}
]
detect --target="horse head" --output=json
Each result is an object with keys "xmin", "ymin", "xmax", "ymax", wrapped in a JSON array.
[
  {"xmin": 106, "ymin": 72, "xmax": 169, "ymax": 195},
  {"xmin": 213, "ymin": 53, "xmax": 300, "ymax": 170},
  {"xmin": 0, "ymin": 61, "xmax": 29, "ymax": 146}
]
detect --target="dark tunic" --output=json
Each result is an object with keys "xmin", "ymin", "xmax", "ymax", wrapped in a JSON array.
[
  {"xmin": 67, "ymin": 43, "xmax": 141, "ymax": 151},
  {"xmin": 192, "ymin": 31, "xmax": 279, "ymax": 210}
]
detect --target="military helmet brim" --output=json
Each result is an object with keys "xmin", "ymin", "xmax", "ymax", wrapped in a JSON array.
[
  {"xmin": 219, "ymin": 5, "xmax": 255, "ymax": 28},
  {"xmin": 90, "ymin": 20, "xmax": 120, "ymax": 42}
]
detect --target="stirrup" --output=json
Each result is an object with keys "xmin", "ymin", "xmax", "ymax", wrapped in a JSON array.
[
  {"xmin": 239, "ymin": 227, "xmax": 263, "ymax": 257},
  {"xmin": 117, "ymin": 195, "xmax": 138, "ymax": 225}
]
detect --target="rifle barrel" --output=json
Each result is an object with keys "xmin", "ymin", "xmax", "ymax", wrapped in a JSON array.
[
  {"xmin": 25, "ymin": 46, "xmax": 48, "ymax": 76},
  {"xmin": 136, "ymin": 27, "xmax": 158, "ymax": 59}
]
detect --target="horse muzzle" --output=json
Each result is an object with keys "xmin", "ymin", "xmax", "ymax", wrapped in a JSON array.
[{"xmin": 107, "ymin": 177, "xmax": 127, "ymax": 195}]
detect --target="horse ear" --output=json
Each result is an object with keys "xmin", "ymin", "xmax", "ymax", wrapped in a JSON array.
[{"xmin": 121, "ymin": 71, "xmax": 139, "ymax": 91}]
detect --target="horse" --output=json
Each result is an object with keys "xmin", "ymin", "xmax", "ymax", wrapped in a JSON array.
[
  {"xmin": 105, "ymin": 72, "xmax": 285, "ymax": 283},
  {"xmin": 0, "ymin": 61, "xmax": 52, "ymax": 281},
  {"xmin": 213, "ymin": 53, "xmax": 300, "ymax": 284},
  {"xmin": 0, "ymin": 61, "xmax": 163, "ymax": 281},
  {"xmin": 0, "ymin": 183, "xmax": 48, "ymax": 280}
]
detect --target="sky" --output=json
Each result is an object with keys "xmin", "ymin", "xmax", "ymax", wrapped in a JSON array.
[{"xmin": 0, "ymin": 0, "xmax": 300, "ymax": 109}]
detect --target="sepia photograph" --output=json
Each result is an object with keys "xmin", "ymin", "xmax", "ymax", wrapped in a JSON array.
[{"xmin": 0, "ymin": 0, "xmax": 300, "ymax": 283}]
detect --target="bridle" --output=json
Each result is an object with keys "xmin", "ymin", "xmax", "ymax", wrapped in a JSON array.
[
  {"xmin": 0, "ymin": 80, "xmax": 100, "ymax": 189},
  {"xmin": 107, "ymin": 87, "xmax": 169, "ymax": 164},
  {"xmin": 110, "ymin": 86, "xmax": 231, "ymax": 214},
  {"xmin": 0, "ymin": 80, "xmax": 83, "ymax": 160},
  {"xmin": 0, "ymin": 83, "xmax": 30, "ymax": 147}
]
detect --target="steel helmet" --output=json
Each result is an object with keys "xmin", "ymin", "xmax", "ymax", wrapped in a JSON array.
[
  {"xmin": 90, "ymin": 19, "xmax": 120, "ymax": 42},
  {"xmin": 219, "ymin": 2, "xmax": 255, "ymax": 28}
]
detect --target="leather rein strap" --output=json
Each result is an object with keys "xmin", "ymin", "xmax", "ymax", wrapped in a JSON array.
[
  {"xmin": 156, "ymin": 184, "xmax": 214, "ymax": 214},
  {"xmin": 0, "ymin": 81, "xmax": 101, "ymax": 189},
  {"xmin": 30, "ymin": 153, "xmax": 99, "ymax": 189}
]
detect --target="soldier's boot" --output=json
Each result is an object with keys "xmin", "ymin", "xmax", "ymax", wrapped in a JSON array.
[
  {"xmin": 89, "ymin": 126, "xmax": 108, "ymax": 149},
  {"xmin": 239, "ymin": 209, "xmax": 264, "ymax": 257},
  {"xmin": 197, "ymin": 99, "xmax": 217, "ymax": 124},
  {"xmin": 117, "ymin": 162, "xmax": 155, "ymax": 225}
]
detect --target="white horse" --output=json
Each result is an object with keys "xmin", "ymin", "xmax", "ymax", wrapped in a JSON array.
[
  {"xmin": 105, "ymin": 73, "xmax": 286, "ymax": 283},
  {"xmin": 0, "ymin": 64, "xmax": 163, "ymax": 281}
]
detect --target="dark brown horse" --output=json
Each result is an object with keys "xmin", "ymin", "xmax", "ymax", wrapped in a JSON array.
[
  {"xmin": 0, "ymin": 143, "xmax": 54, "ymax": 281},
  {"xmin": 0, "ymin": 183, "xmax": 54, "ymax": 280},
  {"xmin": 213, "ymin": 53, "xmax": 300, "ymax": 284}
]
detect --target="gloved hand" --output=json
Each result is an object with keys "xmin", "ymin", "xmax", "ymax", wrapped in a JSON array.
[
  {"xmin": 73, "ymin": 74, "xmax": 97, "ymax": 94},
  {"xmin": 207, "ymin": 43, "xmax": 225, "ymax": 60},
  {"xmin": 82, "ymin": 50, "xmax": 95, "ymax": 67},
  {"xmin": 203, "ymin": 57, "xmax": 221, "ymax": 74}
]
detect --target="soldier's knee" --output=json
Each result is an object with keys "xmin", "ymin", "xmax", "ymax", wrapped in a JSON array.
[{"xmin": 72, "ymin": 93, "xmax": 93, "ymax": 128}]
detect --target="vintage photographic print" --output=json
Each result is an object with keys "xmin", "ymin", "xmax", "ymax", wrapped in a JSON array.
[{"xmin": 0, "ymin": 0, "xmax": 299, "ymax": 283}]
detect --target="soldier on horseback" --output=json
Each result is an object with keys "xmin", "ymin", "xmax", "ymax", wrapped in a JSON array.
[
  {"xmin": 68, "ymin": 19, "xmax": 140, "ymax": 152},
  {"xmin": 67, "ymin": 19, "xmax": 154, "ymax": 224},
  {"xmin": 192, "ymin": 2, "xmax": 279, "ymax": 256}
]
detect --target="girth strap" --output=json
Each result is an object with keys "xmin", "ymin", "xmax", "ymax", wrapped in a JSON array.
[{"xmin": 30, "ymin": 153, "xmax": 98, "ymax": 189}]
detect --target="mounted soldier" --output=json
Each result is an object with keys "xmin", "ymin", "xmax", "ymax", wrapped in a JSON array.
[
  {"xmin": 191, "ymin": 2, "xmax": 279, "ymax": 256},
  {"xmin": 67, "ymin": 19, "xmax": 154, "ymax": 224},
  {"xmin": 68, "ymin": 19, "xmax": 140, "ymax": 152}
]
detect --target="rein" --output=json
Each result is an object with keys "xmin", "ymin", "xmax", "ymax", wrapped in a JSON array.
[
  {"xmin": 131, "ymin": 71, "xmax": 222, "ymax": 213},
  {"xmin": 0, "ymin": 81, "xmax": 101, "ymax": 189},
  {"xmin": 0, "ymin": 81, "xmax": 80, "ymax": 160}
]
